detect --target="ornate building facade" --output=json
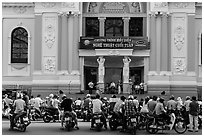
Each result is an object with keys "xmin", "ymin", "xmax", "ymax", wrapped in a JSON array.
[{"xmin": 2, "ymin": 2, "xmax": 202, "ymax": 99}]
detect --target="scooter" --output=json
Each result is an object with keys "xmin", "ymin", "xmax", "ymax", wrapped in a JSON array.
[
  {"xmin": 109, "ymin": 111, "xmax": 123, "ymax": 130},
  {"xmin": 43, "ymin": 107, "xmax": 59, "ymax": 123},
  {"xmin": 91, "ymin": 113, "xmax": 105, "ymax": 132},
  {"xmin": 63, "ymin": 111, "xmax": 76, "ymax": 131},
  {"xmin": 9, "ymin": 111, "xmax": 31, "ymax": 132}
]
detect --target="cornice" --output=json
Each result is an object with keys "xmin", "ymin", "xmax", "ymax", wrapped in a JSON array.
[{"xmin": 2, "ymin": 2, "xmax": 34, "ymax": 7}]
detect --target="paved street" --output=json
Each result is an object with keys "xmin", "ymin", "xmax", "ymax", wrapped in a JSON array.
[{"xmin": 2, "ymin": 118, "xmax": 202, "ymax": 135}]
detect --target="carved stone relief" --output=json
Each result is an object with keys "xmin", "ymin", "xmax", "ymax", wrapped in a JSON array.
[
  {"xmin": 131, "ymin": 2, "xmax": 141, "ymax": 12},
  {"xmin": 44, "ymin": 18, "xmax": 56, "ymax": 48},
  {"xmin": 62, "ymin": 2, "xmax": 76, "ymax": 8},
  {"xmin": 174, "ymin": 2, "xmax": 189, "ymax": 8},
  {"xmin": 101, "ymin": 2, "xmax": 127, "ymax": 13},
  {"xmin": 13, "ymin": 6, "xmax": 27, "ymax": 14},
  {"xmin": 41, "ymin": 2, "xmax": 56, "ymax": 8},
  {"xmin": 88, "ymin": 2, "xmax": 97, "ymax": 13},
  {"xmin": 174, "ymin": 26, "xmax": 185, "ymax": 51},
  {"xmin": 173, "ymin": 58, "xmax": 186, "ymax": 74},
  {"xmin": 44, "ymin": 57, "xmax": 56, "ymax": 72}
]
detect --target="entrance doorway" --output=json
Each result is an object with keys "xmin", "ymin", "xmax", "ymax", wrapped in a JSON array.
[
  {"xmin": 84, "ymin": 66, "xmax": 97, "ymax": 90},
  {"xmin": 129, "ymin": 67, "xmax": 144, "ymax": 85}
]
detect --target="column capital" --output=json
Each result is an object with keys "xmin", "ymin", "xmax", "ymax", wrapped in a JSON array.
[
  {"xmin": 98, "ymin": 17, "xmax": 106, "ymax": 21},
  {"xmin": 122, "ymin": 17, "xmax": 130, "ymax": 20}
]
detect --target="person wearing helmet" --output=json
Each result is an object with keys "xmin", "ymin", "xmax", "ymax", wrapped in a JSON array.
[
  {"xmin": 83, "ymin": 94, "xmax": 92, "ymax": 110},
  {"xmin": 120, "ymin": 95, "xmax": 136, "ymax": 132}
]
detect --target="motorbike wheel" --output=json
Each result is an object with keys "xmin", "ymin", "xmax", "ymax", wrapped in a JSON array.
[
  {"xmin": 20, "ymin": 125, "xmax": 26, "ymax": 132},
  {"xmin": 109, "ymin": 119, "xmax": 117, "ymax": 130},
  {"xmin": 174, "ymin": 119, "xmax": 187, "ymax": 134},
  {"xmin": 43, "ymin": 114, "xmax": 51, "ymax": 123},
  {"xmin": 96, "ymin": 124, "xmax": 102, "ymax": 132},
  {"xmin": 132, "ymin": 126, "xmax": 136, "ymax": 135},
  {"xmin": 146, "ymin": 120, "xmax": 159, "ymax": 134}
]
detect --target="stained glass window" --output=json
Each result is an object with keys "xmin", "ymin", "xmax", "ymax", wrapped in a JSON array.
[{"xmin": 11, "ymin": 27, "xmax": 28, "ymax": 63}]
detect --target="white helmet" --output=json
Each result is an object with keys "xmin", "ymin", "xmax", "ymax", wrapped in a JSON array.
[
  {"xmin": 128, "ymin": 95, "xmax": 134, "ymax": 100},
  {"xmin": 86, "ymin": 94, "xmax": 90, "ymax": 97},
  {"xmin": 49, "ymin": 94, "xmax": 54, "ymax": 98}
]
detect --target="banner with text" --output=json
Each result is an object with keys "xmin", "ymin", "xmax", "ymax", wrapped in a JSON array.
[{"xmin": 80, "ymin": 37, "xmax": 150, "ymax": 50}]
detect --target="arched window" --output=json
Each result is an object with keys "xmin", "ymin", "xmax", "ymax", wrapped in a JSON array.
[{"xmin": 11, "ymin": 27, "xmax": 28, "ymax": 63}]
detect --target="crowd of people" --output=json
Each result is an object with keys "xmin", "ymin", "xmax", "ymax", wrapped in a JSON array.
[{"xmin": 2, "ymin": 90, "xmax": 202, "ymax": 133}]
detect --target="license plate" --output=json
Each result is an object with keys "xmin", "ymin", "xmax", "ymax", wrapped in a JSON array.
[
  {"xmin": 95, "ymin": 119, "xmax": 100, "ymax": 123},
  {"xmin": 23, "ymin": 117, "xmax": 29, "ymax": 121},
  {"xmin": 65, "ymin": 117, "xmax": 70, "ymax": 121},
  {"xmin": 131, "ymin": 118, "xmax": 136, "ymax": 122}
]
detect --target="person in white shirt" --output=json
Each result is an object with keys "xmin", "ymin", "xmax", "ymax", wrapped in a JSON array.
[
  {"xmin": 88, "ymin": 81, "xmax": 94, "ymax": 94},
  {"xmin": 91, "ymin": 94, "xmax": 107, "ymax": 129},
  {"xmin": 34, "ymin": 94, "xmax": 43, "ymax": 116}
]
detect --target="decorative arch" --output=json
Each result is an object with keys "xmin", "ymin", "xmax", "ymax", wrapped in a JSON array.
[{"xmin": 8, "ymin": 24, "xmax": 31, "ymax": 65}]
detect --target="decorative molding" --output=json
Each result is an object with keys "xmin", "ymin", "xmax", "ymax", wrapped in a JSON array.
[
  {"xmin": 99, "ymin": 2, "xmax": 129, "ymax": 13},
  {"xmin": 108, "ymin": 50, "xmax": 120, "ymax": 56},
  {"xmin": 11, "ymin": 63, "xmax": 27, "ymax": 70},
  {"xmin": 13, "ymin": 6, "xmax": 27, "ymax": 14},
  {"xmin": 44, "ymin": 57, "xmax": 56, "ymax": 73},
  {"xmin": 173, "ymin": 58, "xmax": 186, "ymax": 74},
  {"xmin": 150, "ymin": 2, "xmax": 168, "ymax": 13},
  {"xmin": 131, "ymin": 2, "xmax": 141, "ymax": 13},
  {"xmin": 88, "ymin": 2, "xmax": 98, "ymax": 13},
  {"xmin": 174, "ymin": 2, "xmax": 190, "ymax": 8},
  {"xmin": 174, "ymin": 25, "xmax": 185, "ymax": 51},
  {"xmin": 41, "ymin": 2, "xmax": 56, "ymax": 8},
  {"xmin": 44, "ymin": 18, "xmax": 56, "ymax": 48}
]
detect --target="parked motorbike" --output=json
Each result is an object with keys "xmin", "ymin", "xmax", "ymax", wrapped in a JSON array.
[
  {"xmin": 74, "ymin": 106, "xmax": 83, "ymax": 119},
  {"xmin": 43, "ymin": 107, "xmax": 59, "ymax": 123},
  {"xmin": 30, "ymin": 106, "xmax": 45, "ymax": 121},
  {"xmin": 91, "ymin": 113, "xmax": 105, "ymax": 132},
  {"xmin": 109, "ymin": 111, "xmax": 123, "ymax": 130},
  {"xmin": 146, "ymin": 112, "xmax": 187, "ymax": 134}
]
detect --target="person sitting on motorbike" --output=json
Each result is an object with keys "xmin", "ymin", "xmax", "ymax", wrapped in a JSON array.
[
  {"xmin": 83, "ymin": 94, "xmax": 92, "ymax": 111},
  {"xmin": 113, "ymin": 96, "xmax": 126, "ymax": 119},
  {"xmin": 75, "ymin": 98, "xmax": 82, "ymax": 109},
  {"xmin": 90, "ymin": 94, "xmax": 107, "ymax": 130},
  {"xmin": 10, "ymin": 95, "xmax": 26, "ymax": 130},
  {"xmin": 166, "ymin": 95, "xmax": 177, "ymax": 113},
  {"xmin": 155, "ymin": 98, "xmax": 171, "ymax": 125},
  {"xmin": 33, "ymin": 94, "xmax": 43, "ymax": 117},
  {"xmin": 120, "ymin": 95, "xmax": 136, "ymax": 132},
  {"xmin": 60, "ymin": 95, "xmax": 79, "ymax": 130}
]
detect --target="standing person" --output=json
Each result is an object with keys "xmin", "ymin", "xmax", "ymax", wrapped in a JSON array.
[
  {"xmin": 52, "ymin": 94, "xmax": 60, "ymax": 121},
  {"xmin": 88, "ymin": 81, "xmax": 94, "ymax": 94},
  {"xmin": 133, "ymin": 96, "xmax": 139, "ymax": 111},
  {"xmin": 184, "ymin": 96, "xmax": 192, "ymax": 126},
  {"xmin": 176, "ymin": 97, "xmax": 183, "ymax": 111},
  {"xmin": 58, "ymin": 90, "xmax": 66, "ymax": 102},
  {"xmin": 47, "ymin": 94, "xmax": 54, "ymax": 108},
  {"xmin": 113, "ymin": 96, "xmax": 126, "ymax": 119},
  {"xmin": 140, "ymin": 97, "xmax": 149, "ymax": 113},
  {"xmin": 117, "ymin": 80, "xmax": 122, "ymax": 94},
  {"xmin": 147, "ymin": 96, "xmax": 157, "ymax": 114},
  {"xmin": 139, "ymin": 81, "xmax": 144, "ymax": 94},
  {"xmin": 188, "ymin": 96, "xmax": 199, "ymax": 132}
]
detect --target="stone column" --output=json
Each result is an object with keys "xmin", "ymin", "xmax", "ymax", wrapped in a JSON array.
[
  {"xmin": 123, "ymin": 56, "xmax": 131, "ymax": 94},
  {"xmin": 79, "ymin": 56, "xmax": 84, "ymax": 91},
  {"xmin": 123, "ymin": 17, "xmax": 130, "ymax": 36},
  {"xmin": 97, "ymin": 56, "xmax": 105, "ymax": 92},
  {"xmin": 156, "ymin": 14, "xmax": 162, "ymax": 73},
  {"xmin": 98, "ymin": 17, "xmax": 106, "ymax": 36}
]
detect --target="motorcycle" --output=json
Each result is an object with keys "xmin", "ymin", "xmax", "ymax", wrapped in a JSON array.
[
  {"xmin": 146, "ymin": 112, "xmax": 187, "ymax": 134},
  {"xmin": 74, "ymin": 106, "xmax": 83, "ymax": 119},
  {"xmin": 43, "ymin": 107, "xmax": 59, "ymax": 123},
  {"xmin": 109, "ymin": 111, "xmax": 123, "ymax": 130},
  {"xmin": 126, "ymin": 114, "xmax": 138, "ymax": 135},
  {"xmin": 91, "ymin": 113, "xmax": 105, "ymax": 132},
  {"xmin": 30, "ymin": 106, "xmax": 44, "ymax": 121},
  {"xmin": 82, "ymin": 107, "xmax": 92, "ymax": 122},
  {"xmin": 63, "ymin": 111, "xmax": 76, "ymax": 131},
  {"xmin": 9, "ymin": 110, "xmax": 31, "ymax": 132}
]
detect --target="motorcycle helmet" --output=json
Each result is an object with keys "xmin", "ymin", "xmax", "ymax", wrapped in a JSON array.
[
  {"xmin": 128, "ymin": 95, "xmax": 134, "ymax": 100},
  {"xmin": 49, "ymin": 94, "xmax": 54, "ymax": 98}
]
